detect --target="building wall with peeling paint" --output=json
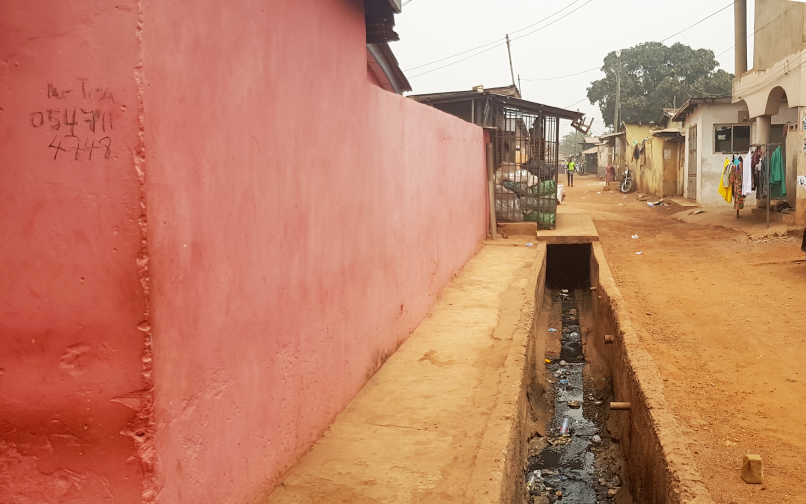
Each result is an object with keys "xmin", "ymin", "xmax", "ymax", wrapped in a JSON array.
[{"xmin": 0, "ymin": 0, "xmax": 488, "ymax": 502}]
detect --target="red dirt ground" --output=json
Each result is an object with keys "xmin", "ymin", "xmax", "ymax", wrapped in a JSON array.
[{"xmin": 564, "ymin": 175, "xmax": 806, "ymax": 504}]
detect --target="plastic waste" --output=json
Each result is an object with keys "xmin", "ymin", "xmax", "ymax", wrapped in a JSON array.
[
  {"xmin": 631, "ymin": 234, "xmax": 639, "ymax": 239},
  {"xmin": 559, "ymin": 379, "xmax": 569, "ymax": 386},
  {"xmin": 635, "ymin": 252, "xmax": 643, "ymax": 255},
  {"xmin": 561, "ymin": 289, "xmax": 568, "ymax": 293},
  {"xmin": 559, "ymin": 360, "xmax": 567, "ymax": 366},
  {"xmin": 548, "ymin": 328, "xmax": 558, "ymax": 332},
  {"xmin": 525, "ymin": 243, "xmax": 534, "ymax": 247},
  {"xmin": 591, "ymin": 434, "xmax": 602, "ymax": 444},
  {"xmin": 544, "ymin": 359, "xmax": 552, "ymax": 363},
  {"xmin": 560, "ymin": 418, "xmax": 570, "ymax": 435}
]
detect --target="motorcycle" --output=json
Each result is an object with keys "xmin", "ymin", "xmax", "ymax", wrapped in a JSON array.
[{"xmin": 619, "ymin": 167, "xmax": 635, "ymax": 193}]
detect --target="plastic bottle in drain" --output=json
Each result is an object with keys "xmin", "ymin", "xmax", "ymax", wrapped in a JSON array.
[{"xmin": 560, "ymin": 418, "xmax": 570, "ymax": 435}]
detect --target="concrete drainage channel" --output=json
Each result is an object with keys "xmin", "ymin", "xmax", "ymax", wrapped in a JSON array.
[{"xmin": 504, "ymin": 242, "xmax": 713, "ymax": 504}]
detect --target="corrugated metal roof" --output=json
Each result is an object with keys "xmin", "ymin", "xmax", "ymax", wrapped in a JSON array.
[
  {"xmin": 408, "ymin": 85, "xmax": 521, "ymax": 101},
  {"xmin": 650, "ymin": 128, "xmax": 683, "ymax": 137},
  {"xmin": 582, "ymin": 146, "xmax": 598, "ymax": 154},
  {"xmin": 409, "ymin": 86, "xmax": 584, "ymax": 121}
]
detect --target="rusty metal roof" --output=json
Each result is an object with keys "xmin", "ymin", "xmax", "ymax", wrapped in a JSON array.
[
  {"xmin": 408, "ymin": 84, "xmax": 521, "ymax": 102},
  {"xmin": 409, "ymin": 85, "xmax": 583, "ymax": 121}
]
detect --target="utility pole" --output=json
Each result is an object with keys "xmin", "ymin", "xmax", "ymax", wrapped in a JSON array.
[
  {"xmin": 506, "ymin": 34, "xmax": 516, "ymax": 88},
  {"xmin": 518, "ymin": 73, "xmax": 521, "ymax": 94},
  {"xmin": 614, "ymin": 50, "xmax": 622, "ymax": 133}
]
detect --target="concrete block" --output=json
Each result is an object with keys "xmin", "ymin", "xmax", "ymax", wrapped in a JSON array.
[{"xmin": 741, "ymin": 454, "xmax": 763, "ymax": 484}]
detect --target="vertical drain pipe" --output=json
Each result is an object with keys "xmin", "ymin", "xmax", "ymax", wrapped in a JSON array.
[{"xmin": 487, "ymin": 142, "xmax": 498, "ymax": 240}]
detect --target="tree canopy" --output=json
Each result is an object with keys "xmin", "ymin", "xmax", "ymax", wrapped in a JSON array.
[
  {"xmin": 587, "ymin": 42, "xmax": 733, "ymax": 127},
  {"xmin": 559, "ymin": 131, "xmax": 587, "ymax": 158}
]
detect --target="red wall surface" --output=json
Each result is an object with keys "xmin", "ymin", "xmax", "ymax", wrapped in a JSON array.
[
  {"xmin": 0, "ymin": 1, "xmax": 150, "ymax": 503},
  {"xmin": 1, "ymin": 0, "xmax": 487, "ymax": 503},
  {"xmin": 142, "ymin": 1, "xmax": 486, "ymax": 502}
]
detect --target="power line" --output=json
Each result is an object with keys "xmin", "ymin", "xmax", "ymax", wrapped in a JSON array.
[
  {"xmin": 566, "ymin": 97, "xmax": 589, "ymax": 109},
  {"xmin": 521, "ymin": 66, "xmax": 600, "ymax": 82},
  {"xmin": 408, "ymin": 0, "xmax": 596, "ymax": 79},
  {"xmin": 715, "ymin": 2, "xmax": 800, "ymax": 59},
  {"xmin": 555, "ymin": 2, "xmax": 751, "ymax": 120},
  {"xmin": 403, "ymin": 0, "xmax": 583, "ymax": 72},
  {"xmin": 659, "ymin": 1, "xmax": 735, "ymax": 44}
]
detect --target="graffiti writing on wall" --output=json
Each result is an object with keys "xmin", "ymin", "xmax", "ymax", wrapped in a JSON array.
[{"xmin": 30, "ymin": 80, "xmax": 116, "ymax": 161}]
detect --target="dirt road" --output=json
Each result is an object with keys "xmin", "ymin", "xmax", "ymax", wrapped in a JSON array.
[{"xmin": 564, "ymin": 175, "xmax": 806, "ymax": 504}]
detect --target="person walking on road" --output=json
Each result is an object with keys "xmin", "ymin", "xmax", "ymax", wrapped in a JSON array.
[{"xmin": 567, "ymin": 160, "xmax": 576, "ymax": 187}]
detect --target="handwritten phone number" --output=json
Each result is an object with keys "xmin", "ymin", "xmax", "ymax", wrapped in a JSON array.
[{"xmin": 31, "ymin": 108, "xmax": 113, "ymax": 160}]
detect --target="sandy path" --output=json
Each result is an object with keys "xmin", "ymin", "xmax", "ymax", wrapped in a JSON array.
[{"xmin": 266, "ymin": 243, "xmax": 539, "ymax": 504}]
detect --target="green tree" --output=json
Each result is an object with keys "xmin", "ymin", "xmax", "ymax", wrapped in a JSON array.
[
  {"xmin": 587, "ymin": 42, "xmax": 733, "ymax": 127},
  {"xmin": 559, "ymin": 131, "xmax": 587, "ymax": 158}
]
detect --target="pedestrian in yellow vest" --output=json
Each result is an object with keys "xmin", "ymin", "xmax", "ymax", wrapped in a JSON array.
[{"xmin": 567, "ymin": 160, "xmax": 576, "ymax": 187}]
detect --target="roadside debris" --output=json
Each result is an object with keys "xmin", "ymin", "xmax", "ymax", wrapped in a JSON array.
[
  {"xmin": 560, "ymin": 418, "xmax": 570, "ymax": 435},
  {"xmin": 635, "ymin": 252, "xmax": 643, "ymax": 255},
  {"xmin": 548, "ymin": 328, "xmax": 558, "ymax": 332},
  {"xmin": 690, "ymin": 209, "xmax": 704, "ymax": 215},
  {"xmin": 631, "ymin": 234, "xmax": 639, "ymax": 239}
]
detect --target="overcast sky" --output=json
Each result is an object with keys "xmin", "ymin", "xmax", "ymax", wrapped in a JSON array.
[{"xmin": 394, "ymin": 0, "xmax": 755, "ymax": 137}]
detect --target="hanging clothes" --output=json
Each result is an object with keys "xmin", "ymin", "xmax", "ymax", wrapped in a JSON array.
[
  {"xmin": 752, "ymin": 147, "xmax": 763, "ymax": 191},
  {"xmin": 729, "ymin": 158, "xmax": 745, "ymax": 210},
  {"xmin": 770, "ymin": 146, "xmax": 786, "ymax": 199},
  {"xmin": 718, "ymin": 158, "xmax": 733, "ymax": 203},
  {"xmin": 756, "ymin": 156, "xmax": 768, "ymax": 200},
  {"xmin": 743, "ymin": 149, "xmax": 753, "ymax": 196}
]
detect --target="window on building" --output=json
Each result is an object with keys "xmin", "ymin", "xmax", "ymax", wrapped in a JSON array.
[{"xmin": 714, "ymin": 124, "xmax": 751, "ymax": 153}]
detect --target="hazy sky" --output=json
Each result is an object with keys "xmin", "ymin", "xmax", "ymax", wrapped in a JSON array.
[{"xmin": 394, "ymin": 0, "xmax": 755, "ymax": 137}]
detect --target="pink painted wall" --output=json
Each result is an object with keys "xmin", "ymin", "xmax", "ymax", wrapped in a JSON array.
[
  {"xmin": 142, "ymin": 1, "xmax": 486, "ymax": 502},
  {"xmin": 0, "ymin": 1, "xmax": 150, "ymax": 503},
  {"xmin": 1, "ymin": 0, "xmax": 487, "ymax": 502}
]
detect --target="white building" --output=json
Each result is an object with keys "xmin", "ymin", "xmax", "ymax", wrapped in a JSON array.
[{"xmin": 672, "ymin": 98, "xmax": 794, "ymax": 207}]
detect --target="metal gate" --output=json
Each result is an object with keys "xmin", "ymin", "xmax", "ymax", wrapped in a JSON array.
[{"xmin": 492, "ymin": 105, "xmax": 559, "ymax": 229}]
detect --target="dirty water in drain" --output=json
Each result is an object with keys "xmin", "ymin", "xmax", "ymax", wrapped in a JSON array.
[{"xmin": 524, "ymin": 289, "xmax": 630, "ymax": 504}]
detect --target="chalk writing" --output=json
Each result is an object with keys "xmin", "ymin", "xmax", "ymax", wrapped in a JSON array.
[{"xmin": 31, "ymin": 79, "xmax": 117, "ymax": 161}]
